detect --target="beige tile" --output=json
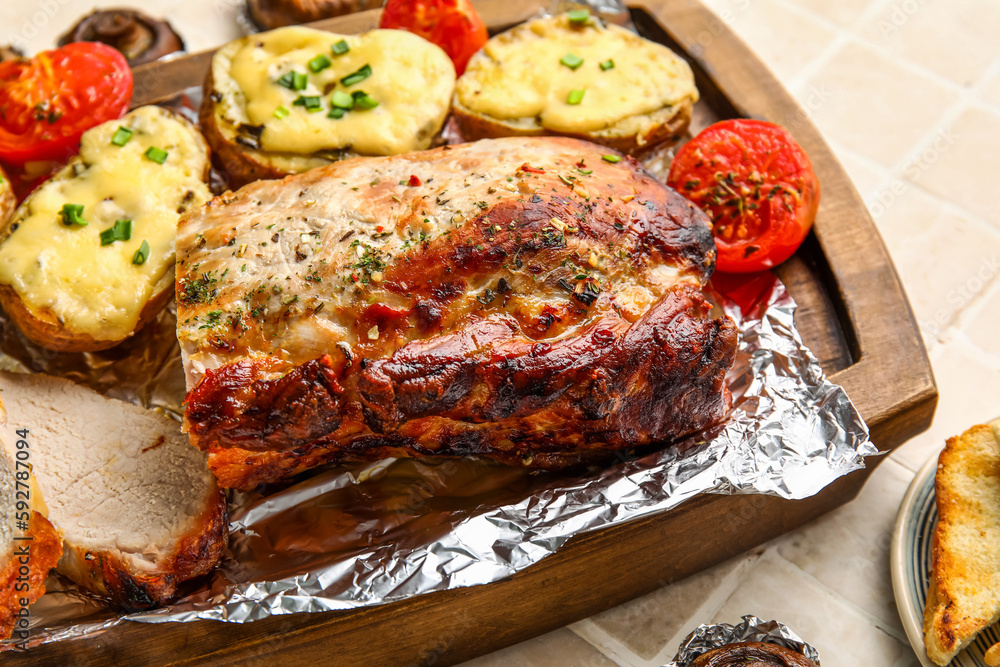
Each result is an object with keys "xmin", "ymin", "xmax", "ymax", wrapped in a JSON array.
[
  {"xmin": 708, "ymin": 0, "xmax": 838, "ymax": 84},
  {"xmin": 801, "ymin": 40, "xmax": 959, "ymax": 166},
  {"xmin": 774, "ymin": 459, "xmax": 915, "ymax": 637},
  {"xmin": 457, "ymin": 628, "xmax": 620, "ymax": 667},
  {"xmin": 830, "ymin": 145, "xmax": 890, "ymax": 201},
  {"xmin": 860, "ymin": 0, "xmax": 1000, "ymax": 87},
  {"xmin": 979, "ymin": 66, "xmax": 1000, "ymax": 111},
  {"xmin": 960, "ymin": 280, "xmax": 1000, "ymax": 359},
  {"xmin": 892, "ymin": 336, "xmax": 1000, "ymax": 472},
  {"xmin": 710, "ymin": 553, "xmax": 922, "ymax": 667},
  {"xmin": 868, "ymin": 184, "xmax": 1000, "ymax": 344},
  {"xmin": 779, "ymin": 0, "xmax": 874, "ymax": 28},
  {"xmin": 580, "ymin": 552, "xmax": 759, "ymax": 660},
  {"xmin": 910, "ymin": 106, "xmax": 1000, "ymax": 227}
]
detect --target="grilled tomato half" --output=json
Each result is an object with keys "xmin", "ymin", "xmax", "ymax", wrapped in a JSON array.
[
  {"xmin": 380, "ymin": 0, "xmax": 488, "ymax": 75},
  {"xmin": 668, "ymin": 119, "xmax": 819, "ymax": 273},
  {"xmin": 0, "ymin": 42, "xmax": 133, "ymax": 165}
]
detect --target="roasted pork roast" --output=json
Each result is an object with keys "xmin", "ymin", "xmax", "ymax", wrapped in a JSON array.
[{"xmin": 176, "ymin": 137, "xmax": 738, "ymax": 489}]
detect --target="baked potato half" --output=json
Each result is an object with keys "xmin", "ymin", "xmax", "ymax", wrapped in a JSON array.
[
  {"xmin": 200, "ymin": 26, "xmax": 456, "ymax": 187},
  {"xmin": 0, "ymin": 106, "xmax": 211, "ymax": 352},
  {"xmin": 453, "ymin": 13, "xmax": 698, "ymax": 153}
]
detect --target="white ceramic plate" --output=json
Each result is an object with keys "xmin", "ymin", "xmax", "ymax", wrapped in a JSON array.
[{"xmin": 891, "ymin": 451, "xmax": 1000, "ymax": 667}]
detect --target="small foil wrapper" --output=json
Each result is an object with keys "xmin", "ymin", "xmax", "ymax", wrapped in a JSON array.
[
  {"xmin": 664, "ymin": 614, "xmax": 822, "ymax": 666},
  {"xmin": 2, "ymin": 268, "xmax": 875, "ymax": 649}
]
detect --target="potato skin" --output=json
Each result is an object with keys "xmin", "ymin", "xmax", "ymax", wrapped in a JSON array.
[
  {"xmin": 451, "ymin": 95, "xmax": 694, "ymax": 156},
  {"xmin": 0, "ymin": 109, "xmax": 210, "ymax": 352},
  {"xmin": 0, "ymin": 166, "xmax": 14, "ymax": 228},
  {"xmin": 199, "ymin": 68, "xmax": 294, "ymax": 189},
  {"xmin": 0, "ymin": 281, "xmax": 174, "ymax": 353}
]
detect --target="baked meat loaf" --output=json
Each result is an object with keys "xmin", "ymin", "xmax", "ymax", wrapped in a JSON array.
[{"xmin": 176, "ymin": 136, "xmax": 738, "ymax": 489}]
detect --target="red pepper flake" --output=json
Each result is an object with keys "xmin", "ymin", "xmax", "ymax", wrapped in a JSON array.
[
  {"xmin": 576, "ymin": 159, "xmax": 587, "ymax": 169},
  {"xmin": 520, "ymin": 163, "xmax": 545, "ymax": 174},
  {"xmin": 376, "ymin": 225, "xmax": 384, "ymax": 233},
  {"xmin": 351, "ymin": 273, "xmax": 359, "ymax": 282},
  {"xmin": 408, "ymin": 175, "xmax": 422, "ymax": 186}
]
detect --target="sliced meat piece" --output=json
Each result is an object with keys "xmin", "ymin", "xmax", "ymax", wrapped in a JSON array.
[
  {"xmin": 0, "ymin": 372, "xmax": 227, "ymax": 611},
  {"xmin": 0, "ymin": 398, "xmax": 62, "ymax": 642},
  {"xmin": 177, "ymin": 136, "xmax": 737, "ymax": 489}
]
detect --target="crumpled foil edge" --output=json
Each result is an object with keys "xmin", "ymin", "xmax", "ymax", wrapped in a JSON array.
[
  {"xmin": 664, "ymin": 614, "xmax": 822, "ymax": 666},
  {"xmin": 120, "ymin": 273, "xmax": 875, "ymax": 627}
]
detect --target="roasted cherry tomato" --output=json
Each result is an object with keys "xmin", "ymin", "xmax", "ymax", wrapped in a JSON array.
[
  {"xmin": 0, "ymin": 42, "xmax": 133, "ymax": 165},
  {"xmin": 380, "ymin": 0, "xmax": 488, "ymax": 76},
  {"xmin": 668, "ymin": 119, "xmax": 820, "ymax": 273}
]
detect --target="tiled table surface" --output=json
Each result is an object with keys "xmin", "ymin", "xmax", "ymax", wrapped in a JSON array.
[{"xmin": 3, "ymin": 1, "xmax": 998, "ymax": 665}]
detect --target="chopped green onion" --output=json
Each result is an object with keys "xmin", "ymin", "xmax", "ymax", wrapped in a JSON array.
[
  {"xmin": 59, "ymin": 203, "xmax": 86, "ymax": 226},
  {"xmin": 560, "ymin": 53, "xmax": 584, "ymax": 70},
  {"xmin": 293, "ymin": 95, "xmax": 323, "ymax": 112},
  {"xmin": 331, "ymin": 90, "xmax": 354, "ymax": 109},
  {"xmin": 132, "ymin": 240, "xmax": 150, "ymax": 265},
  {"xmin": 144, "ymin": 146, "xmax": 168, "ymax": 164},
  {"xmin": 351, "ymin": 90, "xmax": 379, "ymax": 110},
  {"xmin": 332, "ymin": 39, "xmax": 350, "ymax": 56},
  {"xmin": 115, "ymin": 218, "xmax": 132, "ymax": 241},
  {"xmin": 567, "ymin": 8, "xmax": 590, "ymax": 23},
  {"xmin": 278, "ymin": 71, "xmax": 308, "ymax": 90},
  {"xmin": 273, "ymin": 105, "xmax": 290, "ymax": 119},
  {"xmin": 599, "ymin": 59, "xmax": 615, "ymax": 71},
  {"xmin": 328, "ymin": 106, "xmax": 347, "ymax": 119},
  {"xmin": 567, "ymin": 88, "xmax": 585, "ymax": 105},
  {"xmin": 100, "ymin": 218, "xmax": 132, "ymax": 245},
  {"xmin": 602, "ymin": 154, "xmax": 622, "ymax": 163},
  {"xmin": 308, "ymin": 54, "xmax": 332, "ymax": 73},
  {"xmin": 340, "ymin": 64, "xmax": 372, "ymax": 86},
  {"xmin": 110, "ymin": 126, "xmax": 133, "ymax": 147}
]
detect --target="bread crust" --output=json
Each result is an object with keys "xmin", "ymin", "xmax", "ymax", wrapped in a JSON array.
[
  {"xmin": 0, "ymin": 108, "xmax": 210, "ymax": 353},
  {"xmin": 923, "ymin": 421, "xmax": 1000, "ymax": 665}
]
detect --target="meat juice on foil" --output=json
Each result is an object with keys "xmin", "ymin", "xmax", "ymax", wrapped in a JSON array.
[{"xmin": 1, "ymin": 268, "xmax": 874, "ymax": 647}]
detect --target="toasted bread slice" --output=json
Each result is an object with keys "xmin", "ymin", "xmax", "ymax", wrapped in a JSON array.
[
  {"xmin": 923, "ymin": 419, "xmax": 1000, "ymax": 665},
  {"xmin": 200, "ymin": 26, "xmax": 455, "ymax": 188},
  {"xmin": 0, "ymin": 372, "xmax": 227, "ymax": 610},
  {"xmin": 0, "ymin": 106, "xmax": 211, "ymax": 353},
  {"xmin": 452, "ymin": 13, "xmax": 698, "ymax": 154}
]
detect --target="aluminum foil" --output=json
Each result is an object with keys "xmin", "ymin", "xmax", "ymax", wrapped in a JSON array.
[
  {"xmin": 2, "ymin": 267, "xmax": 875, "ymax": 649},
  {"xmin": 665, "ymin": 614, "xmax": 821, "ymax": 666}
]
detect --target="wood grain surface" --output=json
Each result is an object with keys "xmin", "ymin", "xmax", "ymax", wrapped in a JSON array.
[{"xmin": 7, "ymin": 1, "xmax": 936, "ymax": 664}]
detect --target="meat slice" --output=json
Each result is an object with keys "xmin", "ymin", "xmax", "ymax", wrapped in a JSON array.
[
  {"xmin": 0, "ymin": 372, "xmax": 227, "ymax": 611},
  {"xmin": 177, "ymin": 136, "xmax": 738, "ymax": 489},
  {"xmin": 0, "ymin": 399, "xmax": 61, "ymax": 642}
]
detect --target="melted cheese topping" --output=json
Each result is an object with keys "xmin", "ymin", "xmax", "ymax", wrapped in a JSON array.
[
  {"xmin": 456, "ymin": 15, "xmax": 698, "ymax": 134},
  {"xmin": 225, "ymin": 27, "xmax": 455, "ymax": 156},
  {"xmin": 0, "ymin": 106, "xmax": 210, "ymax": 342}
]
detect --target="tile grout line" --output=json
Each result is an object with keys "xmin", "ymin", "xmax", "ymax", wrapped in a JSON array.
[
  {"xmin": 567, "ymin": 618, "xmax": 655, "ymax": 667},
  {"xmin": 763, "ymin": 548, "xmax": 914, "ymax": 644},
  {"xmin": 644, "ymin": 552, "xmax": 766, "ymax": 666},
  {"xmin": 769, "ymin": 0, "xmax": 1000, "ymax": 117}
]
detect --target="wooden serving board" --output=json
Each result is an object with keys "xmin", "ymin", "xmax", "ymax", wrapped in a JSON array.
[{"xmin": 10, "ymin": 1, "xmax": 937, "ymax": 664}]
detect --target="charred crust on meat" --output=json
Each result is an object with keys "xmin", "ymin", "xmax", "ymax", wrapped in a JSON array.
[{"xmin": 178, "ymin": 139, "xmax": 735, "ymax": 488}]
